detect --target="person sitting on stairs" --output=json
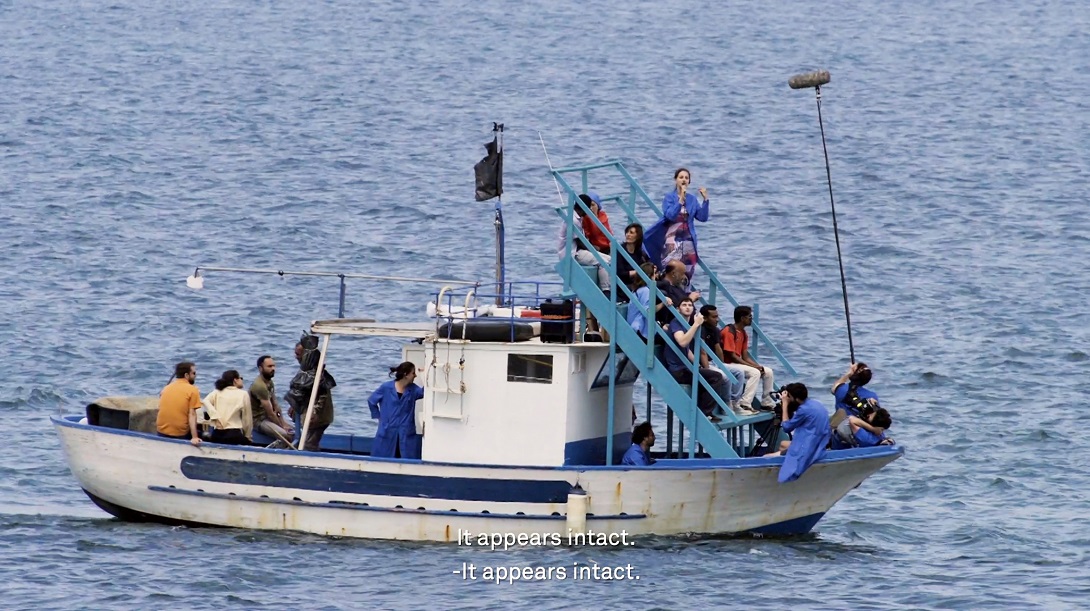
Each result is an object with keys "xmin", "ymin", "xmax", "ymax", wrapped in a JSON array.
[
  {"xmin": 663, "ymin": 298, "xmax": 730, "ymax": 423},
  {"xmin": 699, "ymin": 304, "xmax": 754, "ymax": 416},
  {"xmin": 721, "ymin": 305, "xmax": 777, "ymax": 411}
]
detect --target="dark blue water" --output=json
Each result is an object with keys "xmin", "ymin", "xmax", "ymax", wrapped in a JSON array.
[{"xmin": 2, "ymin": 0, "xmax": 1088, "ymax": 608}]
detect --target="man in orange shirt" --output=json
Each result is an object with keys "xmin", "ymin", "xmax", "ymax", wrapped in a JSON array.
[
  {"xmin": 720, "ymin": 305, "xmax": 776, "ymax": 410},
  {"xmin": 156, "ymin": 361, "xmax": 203, "ymax": 446}
]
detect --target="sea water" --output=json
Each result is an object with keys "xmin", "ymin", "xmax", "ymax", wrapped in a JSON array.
[{"xmin": 1, "ymin": 0, "xmax": 1088, "ymax": 608}]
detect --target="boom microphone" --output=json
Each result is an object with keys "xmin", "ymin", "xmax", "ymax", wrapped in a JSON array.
[
  {"xmin": 788, "ymin": 70, "xmax": 831, "ymax": 90},
  {"xmin": 787, "ymin": 68, "xmax": 856, "ymax": 363}
]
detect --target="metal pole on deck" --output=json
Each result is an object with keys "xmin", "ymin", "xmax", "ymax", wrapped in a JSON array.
[
  {"xmin": 606, "ymin": 331, "xmax": 618, "ymax": 466},
  {"xmin": 605, "ymin": 240, "xmax": 619, "ymax": 465},
  {"xmin": 338, "ymin": 275, "xmax": 346, "ymax": 318},
  {"xmin": 297, "ymin": 334, "xmax": 331, "ymax": 451},
  {"xmin": 666, "ymin": 407, "xmax": 674, "ymax": 458},
  {"xmin": 497, "ymin": 124, "xmax": 507, "ymax": 307},
  {"xmin": 645, "ymin": 382, "xmax": 651, "ymax": 424}
]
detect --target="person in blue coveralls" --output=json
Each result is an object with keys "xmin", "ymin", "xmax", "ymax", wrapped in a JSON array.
[
  {"xmin": 832, "ymin": 407, "xmax": 894, "ymax": 449},
  {"xmin": 768, "ymin": 382, "xmax": 831, "ymax": 483},
  {"xmin": 830, "ymin": 362, "xmax": 879, "ymax": 426},
  {"xmin": 368, "ymin": 361, "xmax": 426, "ymax": 459},
  {"xmin": 622, "ymin": 421, "xmax": 656, "ymax": 466}
]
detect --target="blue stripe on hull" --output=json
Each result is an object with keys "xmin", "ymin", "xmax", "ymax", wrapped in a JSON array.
[
  {"xmin": 748, "ymin": 512, "xmax": 825, "ymax": 536},
  {"xmin": 180, "ymin": 457, "xmax": 575, "ymax": 503}
]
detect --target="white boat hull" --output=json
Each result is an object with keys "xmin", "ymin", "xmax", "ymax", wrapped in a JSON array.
[{"xmin": 53, "ymin": 416, "xmax": 902, "ymax": 542}]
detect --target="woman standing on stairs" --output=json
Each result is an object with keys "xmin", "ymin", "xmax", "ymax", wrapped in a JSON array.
[{"xmin": 644, "ymin": 168, "xmax": 711, "ymax": 290}]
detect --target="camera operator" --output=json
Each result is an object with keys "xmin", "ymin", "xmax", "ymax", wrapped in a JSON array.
[
  {"xmin": 832, "ymin": 407, "xmax": 894, "ymax": 449},
  {"xmin": 830, "ymin": 362, "xmax": 879, "ymax": 427},
  {"xmin": 767, "ymin": 382, "xmax": 831, "ymax": 483}
]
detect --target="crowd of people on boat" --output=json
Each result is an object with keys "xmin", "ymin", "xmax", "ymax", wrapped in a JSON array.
[
  {"xmin": 154, "ymin": 339, "xmax": 428, "ymax": 459},
  {"xmin": 152, "ymin": 165, "xmax": 891, "ymax": 482},
  {"xmin": 561, "ymin": 166, "xmax": 895, "ymax": 480},
  {"xmin": 561, "ymin": 168, "xmax": 778, "ymax": 421}
]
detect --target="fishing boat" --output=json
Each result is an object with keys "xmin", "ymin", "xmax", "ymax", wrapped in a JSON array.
[{"xmin": 51, "ymin": 158, "xmax": 903, "ymax": 542}]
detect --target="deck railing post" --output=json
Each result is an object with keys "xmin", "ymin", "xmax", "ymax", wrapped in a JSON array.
[
  {"xmin": 645, "ymin": 382, "xmax": 652, "ymax": 424},
  {"xmin": 754, "ymin": 303, "xmax": 760, "ymax": 361},
  {"xmin": 297, "ymin": 333, "xmax": 331, "ymax": 451},
  {"xmin": 606, "ymin": 326, "xmax": 618, "ymax": 466},
  {"xmin": 666, "ymin": 407, "xmax": 674, "ymax": 458},
  {"xmin": 338, "ymin": 275, "xmax": 346, "ymax": 318}
]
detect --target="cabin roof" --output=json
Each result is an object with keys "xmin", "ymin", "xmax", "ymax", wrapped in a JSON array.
[{"xmin": 310, "ymin": 319, "xmax": 436, "ymax": 339}]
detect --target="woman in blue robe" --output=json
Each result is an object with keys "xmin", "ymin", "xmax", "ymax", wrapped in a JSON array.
[
  {"xmin": 368, "ymin": 362, "xmax": 426, "ymax": 459},
  {"xmin": 643, "ymin": 167, "xmax": 711, "ymax": 289}
]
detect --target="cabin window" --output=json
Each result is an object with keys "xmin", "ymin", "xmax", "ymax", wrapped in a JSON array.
[
  {"xmin": 507, "ymin": 354, "xmax": 553, "ymax": 384},
  {"xmin": 591, "ymin": 350, "xmax": 640, "ymax": 389}
]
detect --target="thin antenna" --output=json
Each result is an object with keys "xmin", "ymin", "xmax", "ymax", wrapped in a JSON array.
[{"xmin": 539, "ymin": 132, "xmax": 566, "ymax": 207}]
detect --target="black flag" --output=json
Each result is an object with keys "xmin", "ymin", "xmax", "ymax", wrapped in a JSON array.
[{"xmin": 474, "ymin": 129, "xmax": 503, "ymax": 201}]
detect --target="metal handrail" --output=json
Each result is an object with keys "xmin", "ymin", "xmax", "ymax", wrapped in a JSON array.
[
  {"xmin": 551, "ymin": 161, "xmax": 797, "ymax": 376},
  {"xmin": 192, "ymin": 266, "xmax": 479, "ymax": 318}
]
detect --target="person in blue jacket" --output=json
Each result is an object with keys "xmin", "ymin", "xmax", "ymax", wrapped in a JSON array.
[
  {"xmin": 621, "ymin": 421, "xmax": 656, "ymax": 466},
  {"xmin": 626, "ymin": 262, "xmax": 664, "ymax": 341},
  {"xmin": 368, "ymin": 362, "xmax": 426, "ymax": 459},
  {"xmin": 830, "ymin": 362, "xmax": 880, "ymax": 426},
  {"xmin": 832, "ymin": 407, "xmax": 894, "ymax": 449},
  {"xmin": 769, "ymin": 382, "xmax": 831, "ymax": 483},
  {"xmin": 643, "ymin": 167, "xmax": 711, "ymax": 289}
]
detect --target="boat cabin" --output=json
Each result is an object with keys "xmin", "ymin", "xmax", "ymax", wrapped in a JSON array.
[{"xmin": 310, "ymin": 312, "xmax": 635, "ymax": 467}]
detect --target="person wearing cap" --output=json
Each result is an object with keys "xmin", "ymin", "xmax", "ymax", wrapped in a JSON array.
[
  {"xmin": 643, "ymin": 167, "xmax": 711, "ymax": 289},
  {"xmin": 556, "ymin": 192, "xmax": 614, "ymax": 295}
]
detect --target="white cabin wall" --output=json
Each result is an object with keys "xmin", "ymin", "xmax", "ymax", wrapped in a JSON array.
[
  {"xmin": 420, "ymin": 341, "xmax": 570, "ymax": 467},
  {"xmin": 564, "ymin": 345, "xmax": 634, "ymax": 464}
]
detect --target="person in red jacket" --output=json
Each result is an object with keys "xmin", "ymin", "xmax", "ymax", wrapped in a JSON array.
[{"xmin": 579, "ymin": 192, "xmax": 613, "ymax": 252}]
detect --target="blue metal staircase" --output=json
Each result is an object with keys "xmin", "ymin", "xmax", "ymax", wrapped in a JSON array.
[{"xmin": 551, "ymin": 161, "xmax": 799, "ymax": 460}]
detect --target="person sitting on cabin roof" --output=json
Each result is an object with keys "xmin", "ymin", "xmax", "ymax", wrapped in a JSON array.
[
  {"xmin": 249, "ymin": 356, "xmax": 295, "ymax": 449},
  {"xmin": 368, "ymin": 362, "xmax": 426, "ymax": 460},
  {"xmin": 622, "ymin": 421, "xmax": 656, "ymax": 466},
  {"xmin": 655, "ymin": 261, "xmax": 701, "ymax": 326},
  {"xmin": 720, "ymin": 305, "xmax": 776, "ymax": 411},
  {"xmin": 627, "ymin": 262, "xmax": 666, "ymax": 342},
  {"xmin": 664, "ymin": 298, "xmax": 730, "ymax": 423},
  {"xmin": 615, "ymin": 223, "xmax": 651, "ymax": 299},
  {"xmin": 829, "ymin": 362, "xmax": 880, "ymax": 428},
  {"xmin": 156, "ymin": 361, "xmax": 203, "ymax": 446},
  {"xmin": 766, "ymin": 382, "xmax": 831, "ymax": 483},
  {"xmin": 699, "ymin": 305, "xmax": 753, "ymax": 417},
  {"xmin": 556, "ymin": 192, "xmax": 613, "ymax": 296},
  {"xmin": 202, "ymin": 369, "xmax": 253, "ymax": 446},
  {"xmin": 832, "ymin": 406, "xmax": 894, "ymax": 450}
]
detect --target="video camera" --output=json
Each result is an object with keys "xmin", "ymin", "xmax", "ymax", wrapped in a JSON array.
[
  {"xmin": 769, "ymin": 389, "xmax": 798, "ymax": 422},
  {"xmin": 843, "ymin": 385, "xmax": 877, "ymax": 419}
]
